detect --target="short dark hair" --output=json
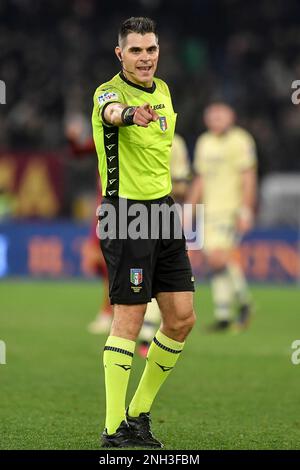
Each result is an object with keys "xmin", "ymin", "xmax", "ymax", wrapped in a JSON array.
[{"xmin": 118, "ymin": 17, "xmax": 158, "ymax": 46}]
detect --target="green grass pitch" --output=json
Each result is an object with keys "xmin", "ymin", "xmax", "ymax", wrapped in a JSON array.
[{"xmin": 1, "ymin": 280, "xmax": 300, "ymax": 450}]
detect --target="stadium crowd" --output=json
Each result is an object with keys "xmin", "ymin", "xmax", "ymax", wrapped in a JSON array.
[{"xmin": 1, "ymin": 0, "xmax": 300, "ymax": 176}]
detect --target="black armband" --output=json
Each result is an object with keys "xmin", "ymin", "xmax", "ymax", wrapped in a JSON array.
[{"xmin": 121, "ymin": 106, "xmax": 137, "ymax": 126}]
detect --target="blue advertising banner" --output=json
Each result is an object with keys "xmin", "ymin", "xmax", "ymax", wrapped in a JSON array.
[
  {"xmin": 0, "ymin": 221, "xmax": 90, "ymax": 278},
  {"xmin": 189, "ymin": 228, "xmax": 300, "ymax": 283},
  {"xmin": 0, "ymin": 222, "xmax": 299, "ymax": 283}
]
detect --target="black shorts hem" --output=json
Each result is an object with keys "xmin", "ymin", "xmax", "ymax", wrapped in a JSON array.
[
  {"xmin": 110, "ymin": 297, "xmax": 152, "ymax": 305},
  {"xmin": 153, "ymin": 286, "xmax": 195, "ymax": 297}
]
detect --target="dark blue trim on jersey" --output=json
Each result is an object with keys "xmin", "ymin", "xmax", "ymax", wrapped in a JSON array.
[{"xmin": 119, "ymin": 72, "xmax": 156, "ymax": 94}]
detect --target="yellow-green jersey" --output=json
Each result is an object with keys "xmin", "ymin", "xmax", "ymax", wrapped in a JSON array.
[
  {"xmin": 92, "ymin": 72, "xmax": 177, "ymax": 200},
  {"xmin": 193, "ymin": 126, "xmax": 257, "ymax": 215}
]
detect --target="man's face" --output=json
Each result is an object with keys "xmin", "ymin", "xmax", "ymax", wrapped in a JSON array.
[
  {"xmin": 116, "ymin": 32, "xmax": 159, "ymax": 87},
  {"xmin": 204, "ymin": 104, "xmax": 235, "ymax": 134}
]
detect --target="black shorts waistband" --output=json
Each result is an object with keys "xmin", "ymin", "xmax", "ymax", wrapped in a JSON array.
[{"xmin": 102, "ymin": 194, "xmax": 171, "ymax": 206}]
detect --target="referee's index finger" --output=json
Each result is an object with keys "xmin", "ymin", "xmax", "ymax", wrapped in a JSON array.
[
  {"xmin": 140, "ymin": 103, "xmax": 159, "ymax": 122},
  {"xmin": 150, "ymin": 107, "xmax": 159, "ymax": 121},
  {"xmin": 136, "ymin": 105, "xmax": 153, "ymax": 121}
]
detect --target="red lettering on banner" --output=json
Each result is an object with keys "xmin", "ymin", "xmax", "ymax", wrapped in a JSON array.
[
  {"xmin": 28, "ymin": 237, "xmax": 64, "ymax": 276},
  {"xmin": 251, "ymin": 242, "xmax": 272, "ymax": 279},
  {"xmin": 73, "ymin": 236, "xmax": 108, "ymax": 277},
  {"xmin": 237, "ymin": 241, "xmax": 300, "ymax": 280},
  {"xmin": 273, "ymin": 243, "xmax": 300, "ymax": 277}
]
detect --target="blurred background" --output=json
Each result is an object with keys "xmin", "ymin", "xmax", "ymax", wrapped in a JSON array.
[
  {"xmin": 0, "ymin": 0, "xmax": 300, "ymax": 280},
  {"xmin": 1, "ymin": 0, "xmax": 300, "ymax": 451}
]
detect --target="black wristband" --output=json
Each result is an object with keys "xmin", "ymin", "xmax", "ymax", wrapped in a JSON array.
[{"xmin": 121, "ymin": 106, "xmax": 137, "ymax": 126}]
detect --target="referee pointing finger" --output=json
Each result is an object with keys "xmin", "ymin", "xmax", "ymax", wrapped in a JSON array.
[
  {"xmin": 122, "ymin": 102, "xmax": 159, "ymax": 127},
  {"xmin": 92, "ymin": 16, "xmax": 196, "ymax": 449}
]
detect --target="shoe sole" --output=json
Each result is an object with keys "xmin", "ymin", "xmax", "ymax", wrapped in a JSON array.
[{"xmin": 101, "ymin": 440, "xmax": 162, "ymax": 448}]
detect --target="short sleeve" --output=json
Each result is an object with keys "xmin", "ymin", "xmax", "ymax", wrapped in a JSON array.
[
  {"xmin": 193, "ymin": 135, "xmax": 205, "ymax": 175},
  {"xmin": 236, "ymin": 132, "xmax": 257, "ymax": 171},
  {"xmin": 170, "ymin": 134, "xmax": 190, "ymax": 180},
  {"xmin": 93, "ymin": 86, "xmax": 123, "ymax": 125}
]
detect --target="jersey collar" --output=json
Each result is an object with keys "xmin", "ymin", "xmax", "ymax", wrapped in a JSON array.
[{"xmin": 119, "ymin": 72, "xmax": 156, "ymax": 94}]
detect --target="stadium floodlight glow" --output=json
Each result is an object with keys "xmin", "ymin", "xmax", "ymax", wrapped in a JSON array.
[{"xmin": 0, "ymin": 80, "xmax": 6, "ymax": 104}]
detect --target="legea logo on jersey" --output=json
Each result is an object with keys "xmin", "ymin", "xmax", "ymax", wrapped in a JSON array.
[
  {"xmin": 0, "ymin": 340, "xmax": 6, "ymax": 365},
  {"xmin": 0, "ymin": 80, "xmax": 6, "ymax": 104},
  {"xmin": 153, "ymin": 103, "xmax": 165, "ymax": 111}
]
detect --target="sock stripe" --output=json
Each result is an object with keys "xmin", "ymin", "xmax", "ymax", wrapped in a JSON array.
[
  {"xmin": 153, "ymin": 336, "xmax": 182, "ymax": 354},
  {"xmin": 143, "ymin": 320, "xmax": 156, "ymax": 327},
  {"xmin": 104, "ymin": 346, "xmax": 133, "ymax": 357}
]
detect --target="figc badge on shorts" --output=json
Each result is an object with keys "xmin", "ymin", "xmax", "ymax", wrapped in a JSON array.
[
  {"xmin": 130, "ymin": 268, "xmax": 143, "ymax": 285},
  {"xmin": 130, "ymin": 268, "xmax": 143, "ymax": 293}
]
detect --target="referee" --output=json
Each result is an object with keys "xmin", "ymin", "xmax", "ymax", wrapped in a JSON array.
[{"xmin": 92, "ymin": 17, "xmax": 196, "ymax": 448}]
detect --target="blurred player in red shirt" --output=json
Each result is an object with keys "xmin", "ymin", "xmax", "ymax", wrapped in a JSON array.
[{"xmin": 65, "ymin": 114, "xmax": 113, "ymax": 332}]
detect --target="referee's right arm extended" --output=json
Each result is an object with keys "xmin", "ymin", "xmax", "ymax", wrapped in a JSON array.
[{"xmin": 104, "ymin": 102, "xmax": 158, "ymax": 127}]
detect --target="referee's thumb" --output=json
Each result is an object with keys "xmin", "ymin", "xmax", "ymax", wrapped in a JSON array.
[{"xmin": 141, "ymin": 103, "xmax": 152, "ymax": 112}]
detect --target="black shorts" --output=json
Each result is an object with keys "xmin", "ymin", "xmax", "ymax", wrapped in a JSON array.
[{"xmin": 98, "ymin": 195, "xmax": 195, "ymax": 305}]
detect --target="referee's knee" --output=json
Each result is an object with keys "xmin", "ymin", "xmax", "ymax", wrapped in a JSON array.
[
  {"xmin": 163, "ymin": 309, "xmax": 196, "ymax": 342},
  {"xmin": 184, "ymin": 309, "xmax": 196, "ymax": 335}
]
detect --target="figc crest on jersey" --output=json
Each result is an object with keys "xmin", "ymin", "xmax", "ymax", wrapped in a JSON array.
[{"xmin": 159, "ymin": 116, "xmax": 168, "ymax": 132}]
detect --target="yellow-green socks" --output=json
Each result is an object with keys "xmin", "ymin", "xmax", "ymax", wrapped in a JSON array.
[
  {"xmin": 128, "ymin": 330, "xmax": 184, "ymax": 417},
  {"xmin": 103, "ymin": 335, "xmax": 135, "ymax": 435}
]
